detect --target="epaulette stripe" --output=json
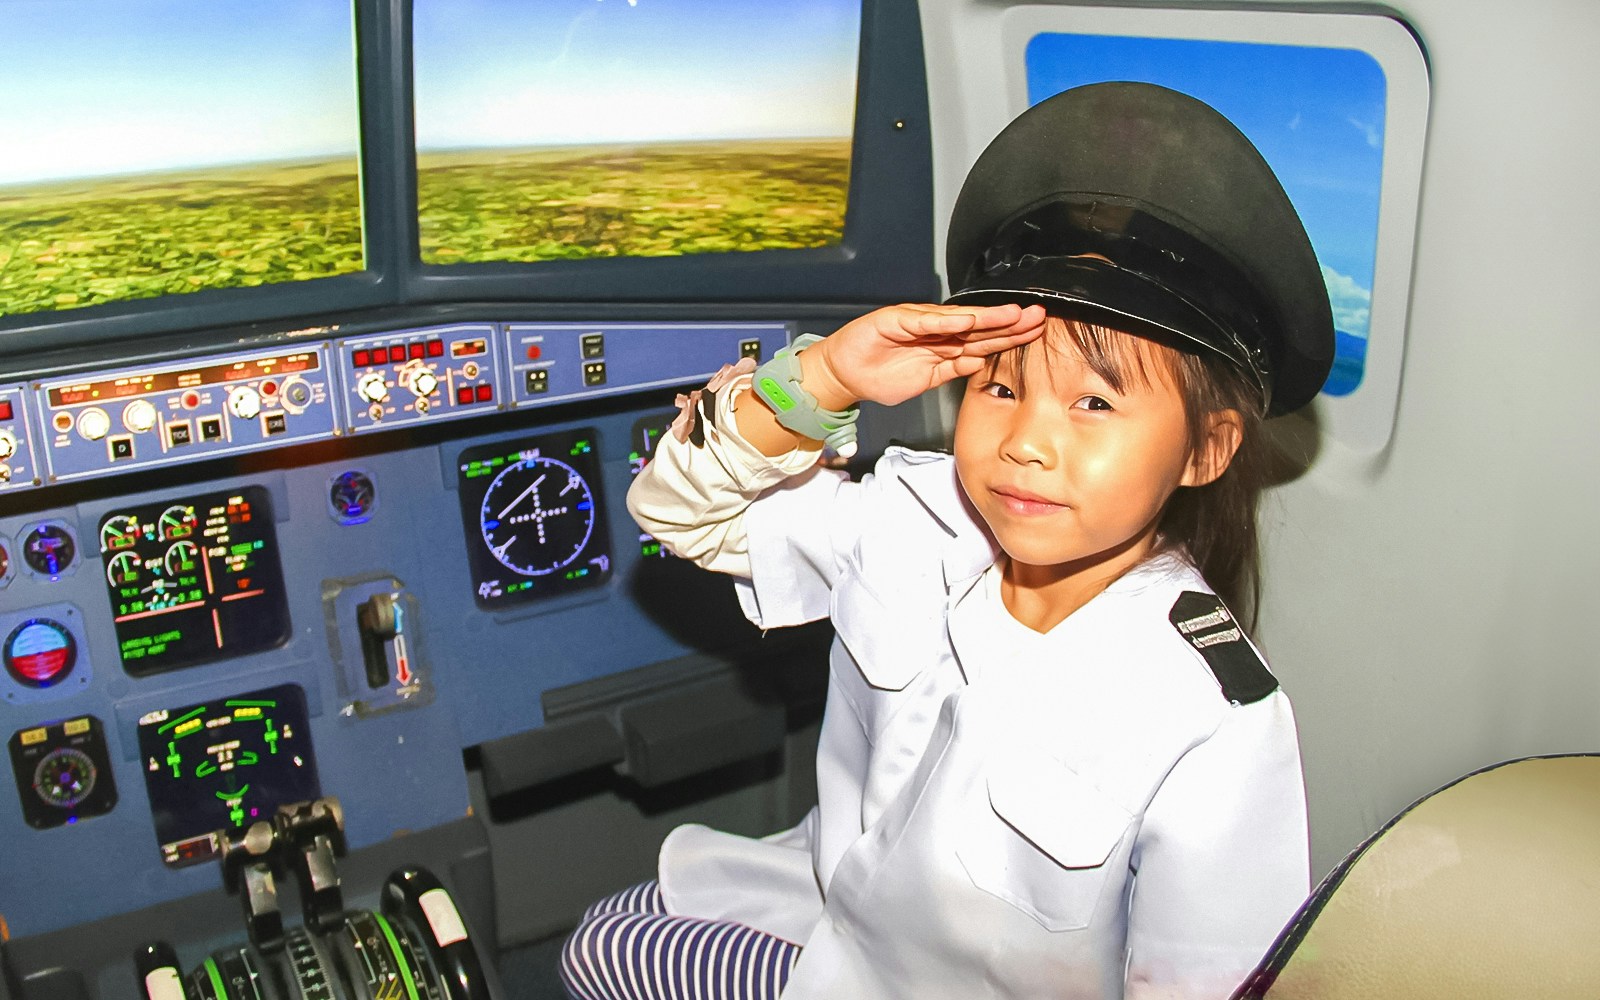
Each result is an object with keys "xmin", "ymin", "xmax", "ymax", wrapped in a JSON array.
[{"xmin": 1168, "ymin": 591, "xmax": 1277, "ymax": 705}]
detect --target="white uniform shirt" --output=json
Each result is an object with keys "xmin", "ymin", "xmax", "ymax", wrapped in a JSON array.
[{"xmin": 627, "ymin": 380, "xmax": 1310, "ymax": 1000}]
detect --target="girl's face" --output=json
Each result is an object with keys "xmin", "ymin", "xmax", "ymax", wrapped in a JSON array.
[{"xmin": 953, "ymin": 325, "xmax": 1228, "ymax": 593}]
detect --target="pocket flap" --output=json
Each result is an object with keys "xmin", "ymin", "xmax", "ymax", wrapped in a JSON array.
[
  {"xmin": 986, "ymin": 753, "xmax": 1132, "ymax": 870},
  {"xmin": 830, "ymin": 576, "xmax": 931, "ymax": 692}
]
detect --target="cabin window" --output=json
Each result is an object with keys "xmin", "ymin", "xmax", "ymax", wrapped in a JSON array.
[{"xmin": 999, "ymin": 8, "xmax": 1427, "ymax": 454}]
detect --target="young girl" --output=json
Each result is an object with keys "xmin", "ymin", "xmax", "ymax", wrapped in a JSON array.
[{"xmin": 561, "ymin": 82, "xmax": 1333, "ymax": 1000}]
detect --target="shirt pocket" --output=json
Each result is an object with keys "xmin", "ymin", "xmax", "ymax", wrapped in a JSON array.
[
  {"xmin": 830, "ymin": 571, "xmax": 940, "ymax": 693},
  {"xmin": 956, "ymin": 748, "xmax": 1134, "ymax": 932}
]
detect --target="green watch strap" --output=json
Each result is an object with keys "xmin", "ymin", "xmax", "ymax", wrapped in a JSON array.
[{"xmin": 750, "ymin": 334, "xmax": 859, "ymax": 458}]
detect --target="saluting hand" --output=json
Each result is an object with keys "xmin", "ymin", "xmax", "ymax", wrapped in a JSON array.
[{"xmin": 798, "ymin": 303, "xmax": 1048, "ymax": 411}]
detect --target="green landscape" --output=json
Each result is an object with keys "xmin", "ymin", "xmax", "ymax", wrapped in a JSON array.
[
  {"xmin": 416, "ymin": 137, "xmax": 850, "ymax": 264},
  {"xmin": 0, "ymin": 159, "xmax": 364, "ymax": 317},
  {"xmin": 0, "ymin": 138, "xmax": 851, "ymax": 318}
]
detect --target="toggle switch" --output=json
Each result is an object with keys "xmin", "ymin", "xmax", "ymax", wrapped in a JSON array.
[{"xmin": 356, "ymin": 592, "xmax": 398, "ymax": 689}]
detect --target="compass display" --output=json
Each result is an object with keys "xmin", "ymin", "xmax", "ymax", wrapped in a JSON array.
[
  {"xmin": 136, "ymin": 683, "xmax": 319, "ymax": 867},
  {"xmin": 456, "ymin": 428, "xmax": 612, "ymax": 608},
  {"xmin": 98, "ymin": 486, "xmax": 289, "ymax": 675}
]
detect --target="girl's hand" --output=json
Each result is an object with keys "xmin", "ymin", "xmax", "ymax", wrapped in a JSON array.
[{"xmin": 799, "ymin": 303, "xmax": 1048, "ymax": 410}]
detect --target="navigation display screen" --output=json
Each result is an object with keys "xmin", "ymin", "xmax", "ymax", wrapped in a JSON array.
[
  {"xmin": 99, "ymin": 486, "xmax": 289, "ymax": 675},
  {"xmin": 456, "ymin": 428, "xmax": 612, "ymax": 609},
  {"xmin": 136, "ymin": 683, "xmax": 319, "ymax": 867}
]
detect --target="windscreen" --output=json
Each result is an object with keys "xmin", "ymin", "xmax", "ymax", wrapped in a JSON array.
[
  {"xmin": 0, "ymin": 0, "xmax": 365, "ymax": 319},
  {"xmin": 411, "ymin": 0, "xmax": 862, "ymax": 266}
]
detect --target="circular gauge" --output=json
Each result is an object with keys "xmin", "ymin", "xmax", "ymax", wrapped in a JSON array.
[
  {"xmin": 99, "ymin": 514, "xmax": 141, "ymax": 553},
  {"xmin": 4, "ymin": 618, "xmax": 77, "ymax": 687},
  {"xmin": 478, "ymin": 455, "xmax": 597, "ymax": 576},
  {"xmin": 164, "ymin": 540, "xmax": 199, "ymax": 576},
  {"xmin": 329, "ymin": 471, "xmax": 377, "ymax": 524},
  {"xmin": 0, "ymin": 540, "xmax": 11, "ymax": 588},
  {"xmin": 21, "ymin": 523, "xmax": 76, "ymax": 576},
  {"xmin": 157, "ymin": 505, "xmax": 198, "ymax": 541},
  {"xmin": 106, "ymin": 551, "xmax": 142, "ymax": 587},
  {"xmin": 33, "ymin": 746, "xmax": 97, "ymax": 809}
]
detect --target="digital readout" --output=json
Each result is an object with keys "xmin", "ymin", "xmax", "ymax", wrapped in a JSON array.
[
  {"xmin": 136, "ymin": 683, "xmax": 319, "ymax": 867},
  {"xmin": 99, "ymin": 486, "xmax": 290, "ymax": 675},
  {"xmin": 48, "ymin": 353, "xmax": 319, "ymax": 408}
]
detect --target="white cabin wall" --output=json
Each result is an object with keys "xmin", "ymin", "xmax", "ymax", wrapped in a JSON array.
[{"xmin": 918, "ymin": 0, "xmax": 1600, "ymax": 877}]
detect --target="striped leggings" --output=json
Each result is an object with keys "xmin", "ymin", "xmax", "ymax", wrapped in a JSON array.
[{"xmin": 558, "ymin": 881, "xmax": 802, "ymax": 1000}]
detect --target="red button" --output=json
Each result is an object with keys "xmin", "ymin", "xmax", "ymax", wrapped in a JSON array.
[
  {"xmin": 457, "ymin": 386, "xmax": 474, "ymax": 406},
  {"xmin": 526, "ymin": 345, "xmax": 542, "ymax": 360},
  {"xmin": 388, "ymin": 345, "xmax": 406, "ymax": 364},
  {"xmin": 409, "ymin": 343, "xmax": 425, "ymax": 360},
  {"xmin": 354, "ymin": 349, "xmax": 370, "ymax": 367},
  {"xmin": 261, "ymin": 380, "xmax": 278, "ymax": 397},
  {"xmin": 427, "ymin": 340, "xmax": 444, "ymax": 358},
  {"xmin": 475, "ymin": 385, "xmax": 493, "ymax": 403},
  {"xmin": 0, "ymin": 400, "xmax": 12, "ymax": 421},
  {"xmin": 181, "ymin": 390, "xmax": 200, "ymax": 409}
]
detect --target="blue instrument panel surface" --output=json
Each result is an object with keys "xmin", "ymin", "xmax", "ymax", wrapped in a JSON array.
[
  {"xmin": 0, "ymin": 395, "xmax": 756, "ymax": 938},
  {"xmin": 4, "ymin": 320, "xmax": 793, "ymax": 495}
]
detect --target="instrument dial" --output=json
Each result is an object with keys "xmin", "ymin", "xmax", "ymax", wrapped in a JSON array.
[
  {"xmin": 158, "ymin": 505, "xmax": 198, "ymax": 540},
  {"xmin": 106, "ymin": 551, "xmax": 142, "ymax": 587},
  {"xmin": 0, "ymin": 430, "xmax": 16, "ymax": 461},
  {"xmin": 33, "ymin": 746, "xmax": 97, "ymax": 809},
  {"xmin": 99, "ymin": 514, "xmax": 141, "ymax": 553},
  {"xmin": 479, "ymin": 455, "xmax": 597, "ymax": 577},
  {"xmin": 164, "ymin": 540, "xmax": 200, "ymax": 576},
  {"xmin": 21, "ymin": 523, "xmax": 76, "ymax": 576},
  {"xmin": 4, "ymin": 617, "xmax": 77, "ymax": 687}
]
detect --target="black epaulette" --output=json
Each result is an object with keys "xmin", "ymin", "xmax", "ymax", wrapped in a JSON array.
[{"xmin": 1168, "ymin": 591, "xmax": 1278, "ymax": 705}]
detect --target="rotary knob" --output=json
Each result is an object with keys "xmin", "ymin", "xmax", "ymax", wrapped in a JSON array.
[
  {"xmin": 123, "ymin": 399, "xmax": 158, "ymax": 434},
  {"xmin": 410, "ymin": 368, "xmax": 439, "ymax": 398},
  {"xmin": 0, "ymin": 430, "xmax": 16, "ymax": 460},
  {"xmin": 228, "ymin": 386, "xmax": 262, "ymax": 421},
  {"xmin": 357, "ymin": 372, "xmax": 390, "ymax": 404},
  {"xmin": 76, "ymin": 407, "xmax": 111, "ymax": 441}
]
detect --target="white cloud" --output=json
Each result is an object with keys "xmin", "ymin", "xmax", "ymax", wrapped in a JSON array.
[
  {"xmin": 1347, "ymin": 115, "xmax": 1382, "ymax": 149},
  {"xmin": 1321, "ymin": 264, "xmax": 1371, "ymax": 337}
]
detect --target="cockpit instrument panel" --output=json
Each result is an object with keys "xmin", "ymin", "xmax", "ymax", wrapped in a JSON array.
[
  {"xmin": 99, "ymin": 486, "xmax": 289, "ymax": 675},
  {"xmin": 136, "ymin": 683, "xmax": 319, "ymax": 867},
  {"xmin": 457, "ymin": 428, "xmax": 612, "ymax": 608}
]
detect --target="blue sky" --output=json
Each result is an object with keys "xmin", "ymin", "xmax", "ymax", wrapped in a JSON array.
[
  {"xmin": 0, "ymin": 0, "xmax": 359, "ymax": 186},
  {"xmin": 1026, "ymin": 33, "xmax": 1386, "ymax": 341},
  {"xmin": 412, "ymin": 0, "xmax": 861, "ymax": 149}
]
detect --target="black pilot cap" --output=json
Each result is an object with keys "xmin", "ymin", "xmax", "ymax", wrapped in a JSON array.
[{"xmin": 945, "ymin": 82, "xmax": 1335, "ymax": 416}]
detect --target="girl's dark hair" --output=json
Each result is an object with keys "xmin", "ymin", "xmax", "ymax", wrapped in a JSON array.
[{"xmin": 1002, "ymin": 316, "xmax": 1269, "ymax": 627}]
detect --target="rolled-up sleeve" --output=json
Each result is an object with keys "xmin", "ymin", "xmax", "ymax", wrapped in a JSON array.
[
  {"xmin": 1125, "ymin": 692, "xmax": 1310, "ymax": 999},
  {"xmin": 626, "ymin": 377, "xmax": 862, "ymax": 629}
]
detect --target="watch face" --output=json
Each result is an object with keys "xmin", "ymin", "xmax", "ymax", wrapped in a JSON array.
[{"xmin": 456, "ymin": 428, "xmax": 612, "ymax": 608}]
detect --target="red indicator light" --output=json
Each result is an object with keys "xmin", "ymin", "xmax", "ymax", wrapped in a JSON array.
[
  {"xmin": 388, "ymin": 345, "xmax": 406, "ymax": 364},
  {"xmin": 409, "ymin": 343, "xmax": 425, "ymax": 360},
  {"xmin": 457, "ymin": 387, "xmax": 474, "ymax": 406},
  {"xmin": 181, "ymin": 390, "xmax": 200, "ymax": 409},
  {"xmin": 354, "ymin": 349, "xmax": 370, "ymax": 368},
  {"xmin": 0, "ymin": 400, "xmax": 12, "ymax": 421},
  {"xmin": 427, "ymin": 340, "xmax": 444, "ymax": 358},
  {"xmin": 261, "ymin": 380, "xmax": 278, "ymax": 397},
  {"xmin": 526, "ymin": 345, "xmax": 542, "ymax": 360},
  {"xmin": 475, "ymin": 384, "xmax": 493, "ymax": 403}
]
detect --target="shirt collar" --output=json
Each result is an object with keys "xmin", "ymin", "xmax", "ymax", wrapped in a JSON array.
[{"xmin": 890, "ymin": 453, "xmax": 999, "ymax": 593}]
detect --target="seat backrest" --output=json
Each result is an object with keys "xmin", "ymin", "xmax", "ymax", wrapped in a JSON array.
[{"xmin": 1233, "ymin": 754, "xmax": 1600, "ymax": 1000}]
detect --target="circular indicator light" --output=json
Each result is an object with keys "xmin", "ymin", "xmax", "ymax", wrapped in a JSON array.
[
  {"xmin": 4, "ymin": 618, "xmax": 77, "ymax": 687},
  {"xmin": 261, "ymin": 380, "xmax": 279, "ymax": 397}
]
